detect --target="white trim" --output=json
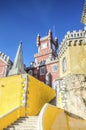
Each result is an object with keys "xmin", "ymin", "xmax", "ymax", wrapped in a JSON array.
[
  {"xmin": 0, "ymin": 66, "xmax": 4, "ymax": 75},
  {"xmin": 4, "ymin": 65, "xmax": 7, "ymax": 77},
  {"xmin": 38, "ymin": 103, "xmax": 49, "ymax": 130},
  {"xmin": 0, "ymin": 106, "xmax": 20, "ymax": 118},
  {"xmin": 40, "ymin": 36, "xmax": 48, "ymax": 41}
]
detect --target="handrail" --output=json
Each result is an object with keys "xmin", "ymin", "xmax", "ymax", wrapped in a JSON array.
[
  {"xmin": 0, "ymin": 105, "xmax": 25, "ymax": 130},
  {"xmin": 0, "ymin": 106, "xmax": 20, "ymax": 118}
]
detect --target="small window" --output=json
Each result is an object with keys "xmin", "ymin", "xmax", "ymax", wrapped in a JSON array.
[
  {"xmin": 62, "ymin": 57, "xmax": 67, "ymax": 73},
  {"xmin": 74, "ymin": 34, "xmax": 76, "ymax": 37},
  {"xmin": 40, "ymin": 66, "xmax": 45, "ymax": 75},
  {"xmin": 28, "ymin": 70, "xmax": 33, "ymax": 75},
  {"xmin": 52, "ymin": 64, "xmax": 58, "ymax": 72},
  {"xmin": 77, "ymin": 33, "xmax": 79, "ymax": 36},
  {"xmin": 71, "ymin": 34, "xmax": 73, "ymax": 37},
  {"xmin": 34, "ymin": 70, "xmax": 38, "ymax": 78},
  {"xmin": 80, "ymin": 33, "xmax": 82, "ymax": 36}
]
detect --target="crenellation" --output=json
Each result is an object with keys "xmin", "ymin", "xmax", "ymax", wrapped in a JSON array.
[
  {"xmin": 6, "ymin": 56, "xmax": 10, "ymax": 62},
  {"xmin": 67, "ymin": 31, "xmax": 70, "ymax": 34},
  {"xmin": 64, "ymin": 35, "xmax": 68, "ymax": 39},
  {"xmin": 1, "ymin": 53, "xmax": 4, "ymax": 58},
  {"xmin": 3, "ymin": 55, "xmax": 7, "ymax": 61},
  {"xmin": 58, "ymin": 30, "xmax": 86, "ymax": 57},
  {"xmin": 0, "ymin": 51, "xmax": 11, "ymax": 64}
]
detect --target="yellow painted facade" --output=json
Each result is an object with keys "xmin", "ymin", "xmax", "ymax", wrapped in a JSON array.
[
  {"xmin": 27, "ymin": 75, "xmax": 56, "ymax": 116},
  {"xmin": 0, "ymin": 75, "xmax": 26, "ymax": 130},
  {"xmin": 0, "ymin": 107, "xmax": 25, "ymax": 130},
  {"xmin": 60, "ymin": 45, "xmax": 86, "ymax": 77},
  {"xmin": 41, "ymin": 104, "xmax": 86, "ymax": 130},
  {"xmin": 0, "ymin": 74, "xmax": 56, "ymax": 129},
  {"xmin": 0, "ymin": 75, "xmax": 25, "ymax": 116}
]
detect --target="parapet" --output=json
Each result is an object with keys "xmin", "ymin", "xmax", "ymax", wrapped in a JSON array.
[
  {"xmin": 58, "ymin": 30, "xmax": 86, "ymax": 58},
  {"xmin": 0, "ymin": 51, "xmax": 12, "ymax": 65}
]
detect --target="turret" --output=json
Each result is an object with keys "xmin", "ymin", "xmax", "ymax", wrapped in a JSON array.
[
  {"xmin": 48, "ymin": 29, "xmax": 52, "ymax": 41},
  {"xmin": 55, "ymin": 37, "xmax": 58, "ymax": 48}
]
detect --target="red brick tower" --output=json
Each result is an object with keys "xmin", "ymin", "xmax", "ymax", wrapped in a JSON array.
[
  {"xmin": 27, "ymin": 30, "xmax": 59, "ymax": 87},
  {"xmin": 34, "ymin": 30, "xmax": 58, "ymax": 63}
]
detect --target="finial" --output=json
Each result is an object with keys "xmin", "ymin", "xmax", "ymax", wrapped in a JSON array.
[
  {"xmin": 49, "ymin": 29, "xmax": 51, "ymax": 32},
  {"xmin": 20, "ymin": 41, "xmax": 22, "ymax": 45},
  {"xmin": 37, "ymin": 33, "xmax": 40, "ymax": 36}
]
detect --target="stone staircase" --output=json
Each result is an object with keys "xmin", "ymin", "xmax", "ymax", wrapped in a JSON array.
[{"xmin": 4, "ymin": 116, "xmax": 39, "ymax": 130}]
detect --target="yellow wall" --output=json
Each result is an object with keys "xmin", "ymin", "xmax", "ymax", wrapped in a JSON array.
[
  {"xmin": 40, "ymin": 104, "xmax": 86, "ymax": 130},
  {"xmin": 27, "ymin": 75, "xmax": 56, "ymax": 116},
  {"xmin": 0, "ymin": 107, "xmax": 25, "ymax": 130},
  {"xmin": 0, "ymin": 74, "xmax": 56, "ymax": 117},
  {"xmin": 60, "ymin": 45, "xmax": 86, "ymax": 77},
  {"xmin": 43, "ymin": 104, "xmax": 68, "ymax": 130},
  {"xmin": 0, "ymin": 75, "xmax": 26, "ymax": 130},
  {"xmin": 0, "ymin": 75, "xmax": 25, "ymax": 116},
  {"xmin": 69, "ymin": 45, "xmax": 86, "ymax": 74},
  {"xmin": 0, "ymin": 74, "xmax": 56, "ymax": 129}
]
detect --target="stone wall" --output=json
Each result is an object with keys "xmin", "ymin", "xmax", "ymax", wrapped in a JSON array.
[{"xmin": 57, "ymin": 74, "xmax": 86, "ymax": 120}]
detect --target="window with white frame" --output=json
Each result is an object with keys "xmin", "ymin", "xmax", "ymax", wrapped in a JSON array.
[
  {"xmin": 52, "ymin": 64, "xmax": 58, "ymax": 72},
  {"xmin": 34, "ymin": 70, "xmax": 38, "ymax": 78},
  {"xmin": 40, "ymin": 66, "xmax": 45, "ymax": 75},
  {"xmin": 28, "ymin": 70, "xmax": 33, "ymax": 75}
]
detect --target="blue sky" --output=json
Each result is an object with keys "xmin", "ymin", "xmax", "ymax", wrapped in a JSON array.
[{"xmin": 0, "ymin": 0, "xmax": 85, "ymax": 66}]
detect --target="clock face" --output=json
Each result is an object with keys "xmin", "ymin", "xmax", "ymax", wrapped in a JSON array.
[{"xmin": 41, "ymin": 43, "xmax": 47, "ymax": 49}]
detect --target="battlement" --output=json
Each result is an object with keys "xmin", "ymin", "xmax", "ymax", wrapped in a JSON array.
[
  {"xmin": 66, "ymin": 30, "xmax": 84, "ymax": 39},
  {"xmin": 0, "ymin": 51, "xmax": 12, "ymax": 65},
  {"xmin": 29, "ymin": 57, "xmax": 59, "ymax": 68},
  {"xmin": 40, "ymin": 36, "xmax": 48, "ymax": 41},
  {"xmin": 58, "ymin": 30, "xmax": 86, "ymax": 58}
]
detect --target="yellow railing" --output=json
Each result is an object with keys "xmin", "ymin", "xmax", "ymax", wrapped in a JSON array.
[
  {"xmin": 27, "ymin": 75, "xmax": 56, "ymax": 116},
  {"xmin": 0, "ymin": 106, "xmax": 25, "ymax": 130}
]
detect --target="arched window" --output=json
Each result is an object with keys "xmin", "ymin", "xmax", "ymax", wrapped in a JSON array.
[
  {"xmin": 28, "ymin": 70, "xmax": 33, "ymax": 75},
  {"xmin": 62, "ymin": 57, "xmax": 67, "ymax": 73}
]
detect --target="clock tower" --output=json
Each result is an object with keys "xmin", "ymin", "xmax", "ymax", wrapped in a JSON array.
[
  {"xmin": 34, "ymin": 30, "xmax": 58, "ymax": 64},
  {"xmin": 27, "ymin": 30, "xmax": 59, "ymax": 87}
]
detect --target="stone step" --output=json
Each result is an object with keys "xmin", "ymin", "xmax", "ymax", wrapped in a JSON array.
[{"xmin": 4, "ymin": 116, "xmax": 38, "ymax": 130}]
